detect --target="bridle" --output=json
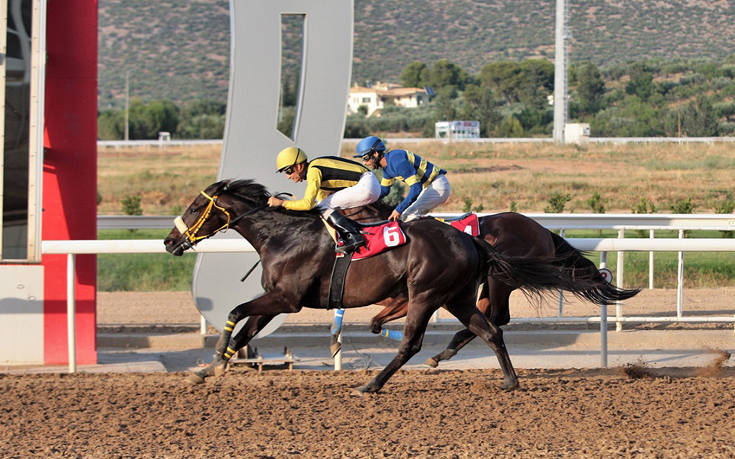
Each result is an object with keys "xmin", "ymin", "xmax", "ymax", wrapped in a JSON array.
[{"xmin": 173, "ymin": 188, "xmax": 291, "ymax": 249}]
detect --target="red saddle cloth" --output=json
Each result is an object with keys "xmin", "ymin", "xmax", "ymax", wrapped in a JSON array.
[
  {"xmin": 438, "ymin": 213, "xmax": 479, "ymax": 236},
  {"xmin": 350, "ymin": 221, "xmax": 407, "ymax": 260}
]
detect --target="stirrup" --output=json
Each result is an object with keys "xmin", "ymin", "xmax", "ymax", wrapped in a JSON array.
[{"xmin": 335, "ymin": 235, "xmax": 364, "ymax": 254}]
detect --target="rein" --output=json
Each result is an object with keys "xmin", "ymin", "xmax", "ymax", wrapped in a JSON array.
[{"xmin": 174, "ymin": 190, "xmax": 292, "ymax": 245}]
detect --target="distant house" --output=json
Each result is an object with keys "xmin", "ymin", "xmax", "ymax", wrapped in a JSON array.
[
  {"xmin": 435, "ymin": 121, "xmax": 481, "ymax": 139},
  {"xmin": 347, "ymin": 82, "xmax": 429, "ymax": 116}
]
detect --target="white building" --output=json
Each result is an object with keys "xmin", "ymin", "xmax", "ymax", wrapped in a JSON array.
[
  {"xmin": 347, "ymin": 82, "xmax": 429, "ymax": 116},
  {"xmin": 564, "ymin": 123, "xmax": 591, "ymax": 144},
  {"xmin": 435, "ymin": 120, "xmax": 481, "ymax": 139}
]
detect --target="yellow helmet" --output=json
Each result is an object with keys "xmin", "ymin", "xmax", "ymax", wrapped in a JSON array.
[{"xmin": 275, "ymin": 147, "xmax": 307, "ymax": 172}]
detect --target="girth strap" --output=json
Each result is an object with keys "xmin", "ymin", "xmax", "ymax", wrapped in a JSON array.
[{"xmin": 328, "ymin": 252, "xmax": 354, "ymax": 309}]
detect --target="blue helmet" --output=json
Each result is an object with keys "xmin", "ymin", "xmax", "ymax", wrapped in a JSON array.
[{"xmin": 354, "ymin": 135, "xmax": 386, "ymax": 158}]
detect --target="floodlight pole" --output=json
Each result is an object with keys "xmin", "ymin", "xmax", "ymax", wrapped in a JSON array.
[
  {"xmin": 553, "ymin": 0, "xmax": 567, "ymax": 143},
  {"xmin": 124, "ymin": 70, "xmax": 130, "ymax": 141}
]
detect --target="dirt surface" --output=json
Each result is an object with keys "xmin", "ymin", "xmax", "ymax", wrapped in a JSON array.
[{"xmin": 2, "ymin": 368, "xmax": 734, "ymax": 457}]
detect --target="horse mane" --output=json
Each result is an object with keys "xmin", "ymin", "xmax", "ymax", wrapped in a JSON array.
[{"xmin": 215, "ymin": 178, "xmax": 321, "ymax": 220}]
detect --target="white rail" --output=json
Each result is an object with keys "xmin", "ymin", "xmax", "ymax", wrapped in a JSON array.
[
  {"xmin": 98, "ymin": 213, "xmax": 735, "ymax": 231},
  {"xmin": 45, "ymin": 237, "xmax": 735, "ymax": 372},
  {"xmin": 98, "ymin": 137, "xmax": 735, "ymax": 148}
]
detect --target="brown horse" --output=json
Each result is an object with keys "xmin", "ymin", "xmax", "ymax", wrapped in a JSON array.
[
  {"xmin": 164, "ymin": 179, "xmax": 599, "ymax": 393},
  {"xmin": 343, "ymin": 204, "xmax": 639, "ymax": 367}
]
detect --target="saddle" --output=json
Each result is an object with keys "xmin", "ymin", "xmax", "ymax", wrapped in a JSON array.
[{"xmin": 326, "ymin": 220, "xmax": 408, "ymax": 309}]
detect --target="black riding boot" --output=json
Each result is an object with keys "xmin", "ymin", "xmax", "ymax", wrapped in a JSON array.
[{"xmin": 326, "ymin": 212, "xmax": 365, "ymax": 253}]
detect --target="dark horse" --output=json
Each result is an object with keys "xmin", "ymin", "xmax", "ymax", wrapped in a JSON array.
[
  {"xmin": 164, "ymin": 179, "xmax": 599, "ymax": 393},
  {"xmin": 343, "ymin": 204, "xmax": 639, "ymax": 367}
]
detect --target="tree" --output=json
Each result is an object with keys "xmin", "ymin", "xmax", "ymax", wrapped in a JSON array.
[
  {"xmin": 517, "ymin": 59, "xmax": 554, "ymax": 107},
  {"xmin": 178, "ymin": 113, "xmax": 225, "ymax": 139},
  {"xmin": 400, "ymin": 61, "xmax": 428, "ymax": 88},
  {"xmin": 143, "ymin": 100, "xmax": 180, "ymax": 136},
  {"xmin": 98, "ymin": 109, "xmax": 124, "ymax": 140},
  {"xmin": 459, "ymin": 84, "xmax": 501, "ymax": 136},
  {"xmin": 426, "ymin": 59, "xmax": 472, "ymax": 92},
  {"xmin": 680, "ymin": 96, "xmax": 720, "ymax": 137},
  {"xmin": 433, "ymin": 87, "xmax": 457, "ymax": 121},
  {"xmin": 576, "ymin": 62, "xmax": 605, "ymax": 115},
  {"xmin": 181, "ymin": 99, "xmax": 226, "ymax": 118},
  {"xmin": 479, "ymin": 61, "xmax": 522, "ymax": 103},
  {"xmin": 498, "ymin": 115, "xmax": 524, "ymax": 137},
  {"xmin": 517, "ymin": 106, "xmax": 553, "ymax": 135},
  {"xmin": 625, "ymin": 64, "xmax": 655, "ymax": 100}
]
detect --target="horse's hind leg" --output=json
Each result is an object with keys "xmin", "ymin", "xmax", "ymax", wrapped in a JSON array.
[
  {"xmin": 487, "ymin": 278, "xmax": 513, "ymax": 326},
  {"xmin": 444, "ymin": 300, "xmax": 519, "ymax": 390},
  {"xmin": 425, "ymin": 281, "xmax": 512, "ymax": 367},
  {"xmin": 424, "ymin": 328, "xmax": 475, "ymax": 368},
  {"xmin": 355, "ymin": 298, "xmax": 436, "ymax": 394},
  {"xmin": 370, "ymin": 296, "xmax": 409, "ymax": 334}
]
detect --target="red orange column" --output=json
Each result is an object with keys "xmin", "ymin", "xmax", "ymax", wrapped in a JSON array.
[{"xmin": 42, "ymin": 0, "xmax": 98, "ymax": 364}]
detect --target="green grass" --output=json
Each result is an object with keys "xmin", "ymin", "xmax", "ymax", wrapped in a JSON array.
[
  {"xmin": 96, "ymin": 228, "xmax": 735, "ymax": 291},
  {"xmin": 562, "ymin": 229, "xmax": 735, "ymax": 288},
  {"xmin": 97, "ymin": 229, "xmax": 196, "ymax": 291}
]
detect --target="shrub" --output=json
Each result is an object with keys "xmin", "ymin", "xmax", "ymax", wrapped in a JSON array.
[
  {"xmin": 121, "ymin": 195, "xmax": 143, "ymax": 216},
  {"xmin": 632, "ymin": 197, "xmax": 657, "ymax": 214},
  {"xmin": 669, "ymin": 198, "xmax": 694, "ymax": 214},
  {"xmin": 544, "ymin": 192, "xmax": 571, "ymax": 213},
  {"xmin": 587, "ymin": 192, "xmax": 606, "ymax": 213}
]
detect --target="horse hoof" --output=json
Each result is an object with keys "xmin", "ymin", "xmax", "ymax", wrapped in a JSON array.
[
  {"xmin": 186, "ymin": 373, "xmax": 205, "ymax": 385},
  {"xmin": 353, "ymin": 383, "xmax": 379, "ymax": 395},
  {"xmin": 501, "ymin": 379, "xmax": 519, "ymax": 391},
  {"xmin": 213, "ymin": 363, "xmax": 228, "ymax": 377},
  {"xmin": 423, "ymin": 357, "xmax": 439, "ymax": 368}
]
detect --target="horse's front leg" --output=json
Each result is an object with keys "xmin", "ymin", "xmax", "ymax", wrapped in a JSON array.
[{"xmin": 188, "ymin": 292, "xmax": 298, "ymax": 384}]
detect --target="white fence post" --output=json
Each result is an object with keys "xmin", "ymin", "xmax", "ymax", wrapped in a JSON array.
[
  {"xmin": 334, "ymin": 333, "xmax": 342, "ymax": 371},
  {"xmin": 599, "ymin": 251, "xmax": 608, "ymax": 368},
  {"xmin": 67, "ymin": 253, "xmax": 77, "ymax": 374},
  {"xmin": 616, "ymin": 229, "xmax": 624, "ymax": 331},
  {"xmin": 677, "ymin": 229, "xmax": 685, "ymax": 317},
  {"xmin": 649, "ymin": 229, "xmax": 655, "ymax": 289}
]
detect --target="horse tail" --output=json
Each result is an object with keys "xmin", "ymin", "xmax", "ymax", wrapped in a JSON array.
[
  {"xmin": 548, "ymin": 232, "xmax": 640, "ymax": 303},
  {"xmin": 472, "ymin": 236, "xmax": 640, "ymax": 304}
]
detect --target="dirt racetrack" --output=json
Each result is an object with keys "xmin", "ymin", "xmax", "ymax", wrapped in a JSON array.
[{"xmin": 3, "ymin": 367, "xmax": 735, "ymax": 457}]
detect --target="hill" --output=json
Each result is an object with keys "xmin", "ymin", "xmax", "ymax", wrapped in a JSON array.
[{"xmin": 98, "ymin": 0, "xmax": 735, "ymax": 109}]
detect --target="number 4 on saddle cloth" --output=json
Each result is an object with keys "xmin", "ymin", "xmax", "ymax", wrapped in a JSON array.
[{"xmin": 433, "ymin": 212, "xmax": 479, "ymax": 237}]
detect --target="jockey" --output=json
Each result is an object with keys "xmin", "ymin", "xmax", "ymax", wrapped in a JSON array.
[
  {"xmin": 355, "ymin": 135, "xmax": 451, "ymax": 221},
  {"xmin": 267, "ymin": 146, "xmax": 381, "ymax": 253}
]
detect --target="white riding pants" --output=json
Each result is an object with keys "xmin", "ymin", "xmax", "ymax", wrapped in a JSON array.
[
  {"xmin": 401, "ymin": 174, "xmax": 451, "ymax": 221},
  {"xmin": 317, "ymin": 172, "xmax": 381, "ymax": 211}
]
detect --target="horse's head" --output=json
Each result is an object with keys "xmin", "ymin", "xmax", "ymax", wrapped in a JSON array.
[{"xmin": 164, "ymin": 179, "xmax": 269, "ymax": 256}]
